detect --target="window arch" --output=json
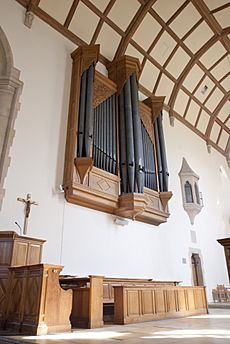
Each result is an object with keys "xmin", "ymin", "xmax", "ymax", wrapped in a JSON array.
[{"xmin": 185, "ymin": 181, "xmax": 193, "ymax": 203}]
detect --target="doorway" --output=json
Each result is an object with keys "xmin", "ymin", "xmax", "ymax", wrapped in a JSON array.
[{"xmin": 191, "ymin": 253, "xmax": 204, "ymax": 286}]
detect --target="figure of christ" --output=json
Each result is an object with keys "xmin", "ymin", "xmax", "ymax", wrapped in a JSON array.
[{"xmin": 17, "ymin": 194, "xmax": 38, "ymax": 235}]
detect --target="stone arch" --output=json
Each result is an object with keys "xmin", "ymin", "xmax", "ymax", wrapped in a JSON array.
[
  {"xmin": 0, "ymin": 26, "xmax": 23, "ymax": 209},
  {"xmin": 0, "ymin": 26, "xmax": 14, "ymax": 76}
]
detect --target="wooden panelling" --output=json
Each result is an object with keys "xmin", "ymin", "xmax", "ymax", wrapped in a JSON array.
[
  {"xmin": 0, "ymin": 231, "xmax": 45, "ymax": 327},
  {"xmin": 114, "ymin": 286, "xmax": 208, "ymax": 324},
  {"xmin": 5, "ymin": 264, "xmax": 72, "ymax": 335}
]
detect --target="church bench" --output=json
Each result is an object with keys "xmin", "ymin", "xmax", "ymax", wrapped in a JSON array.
[
  {"xmin": 59, "ymin": 275, "xmax": 181, "ymax": 327},
  {"xmin": 114, "ymin": 285, "xmax": 208, "ymax": 324},
  {"xmin": 5, "ymin": 264, "xmax": 72, "ymax": 335}
]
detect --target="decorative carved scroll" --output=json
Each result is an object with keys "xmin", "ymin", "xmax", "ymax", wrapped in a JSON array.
[
  {"xmin": 93, "ymin": 71, "xmax": 117, "ymax": 108},
  {"xmin": 139, "ymin": 102, "xmax": 154, "ymax": 143}
]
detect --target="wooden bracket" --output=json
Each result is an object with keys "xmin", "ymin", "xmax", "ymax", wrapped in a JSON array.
[
  {"xmin": 159, "ymin": 191, "xmax": 173, "ymax": 211},
  {"xmin": 74, "ymin": 157, "xmax": 93, "ymax": 184},
  {"xmin": 116, "ymin": 193, "xmax": 147, "ymax": 220}
]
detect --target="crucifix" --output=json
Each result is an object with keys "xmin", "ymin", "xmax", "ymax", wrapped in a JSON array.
[{"xmin": 17, "ymin": 193, "xmax": 38, "ymax": 235}]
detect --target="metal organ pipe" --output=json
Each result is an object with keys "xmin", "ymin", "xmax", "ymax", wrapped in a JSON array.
[
  {"xmin": 84, "ymin": 64, "xmax": 94, "ymax": 157},
  {"xmin": 154, "ymin": 118, "xmax": 163, "ymax": 192},
  {"xmin": 118, "ymin": 89, "xmax": 128, "ymax": 192},
  {"xmin": 130, "ymin": 74, "xmax": 144, "ymax": 193},
  {"xmin": 156, "ymin": 112, "xmax": 169, "ymax": 192},
  {"xmin": 124, "ymin": 78, "xmax": 135, "ymax": 193},
  {"xmin": 77, "ymin": 69, "xmax": 87, "ymax": 157}
]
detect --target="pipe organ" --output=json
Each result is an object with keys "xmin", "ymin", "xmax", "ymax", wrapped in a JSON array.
[
  {"xmin": 92, "ymin": 94, "xmax": 117, "ymax": 175},
  {"xmin": 64, "ymin": 45, "xmax": 172, "ymax": 226}
]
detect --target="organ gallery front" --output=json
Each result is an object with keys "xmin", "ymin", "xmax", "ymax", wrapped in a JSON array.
[{"xmin": 63, "ymin": 45, "xmax": 172, "ymax": 225}]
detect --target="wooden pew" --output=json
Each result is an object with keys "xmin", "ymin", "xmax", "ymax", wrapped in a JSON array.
[
  {"xmin": 59, "ymin": 275, "xmax": 180, "ymax": 328},
  {"xmin": 5, "ymin": 264, "xmax": 72, "ymax": 335},
  {"xmin": 114, "ymin": 285, "xmax": 208, "ymax": 324}
]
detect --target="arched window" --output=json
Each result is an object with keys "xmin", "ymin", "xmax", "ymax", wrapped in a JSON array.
[
  {"xmin": 194, "ymin": 182, "xmax": 200, "ymax": 204},
  {"xmin": 185, "ymin": 181, "xmax": 193, "ymax": 203}
]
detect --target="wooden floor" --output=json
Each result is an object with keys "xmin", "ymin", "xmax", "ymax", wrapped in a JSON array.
[{"xmin": 1, "ymin": 308, "xmax": 230, "ymax": 344}]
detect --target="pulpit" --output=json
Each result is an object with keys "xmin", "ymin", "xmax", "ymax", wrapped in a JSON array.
[{"xmin": 0, "ymin": 231, "xmax": 45, "ymax": 327}]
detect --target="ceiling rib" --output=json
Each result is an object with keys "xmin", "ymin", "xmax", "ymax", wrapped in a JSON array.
[
  {"xmin": 90, "ymin": 0, "xmax": 116, "ymax": 44},
  {"xmin": 113, "ymin": 0, "xmax": 157, "ymax": 61},
  {"xmin": 64, "ymin": 0, "xmax": 80, "ymax": 28},
  {"xmin": 13, "ymin": 0, "xmax": 230, "ymax": 158},
  {"xmin": 211, "ymin": 2, "xmax": 230, "ymax": 14},
  {"xmin": 168, "ymin": 34, "xmax": 228, "ymax": 120},
  {"xmin": 205, "ymin": 92, "xmax": 230, "ymax": 139}
]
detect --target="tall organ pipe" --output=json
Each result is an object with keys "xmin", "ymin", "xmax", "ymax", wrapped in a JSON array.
[
  {"xmin": 108, "ymin": 97, "xmax": 113, "ymax": 173},
  {"xmin": 112, "ymin": 94, "xmax": 117, "ymax": 174},
  {"xmin": 130, "ymin": 74, "xmax": 144, "ymax": 193},
  {"xmin": 119, "ymin": 89, "xmax": 128, "ymax": 193},
  {"xmin": 154, "ymin": 119, "xmax": 163, "ymax": 191},
  {"xmin": 77, "ymin": 69, "xmax": 87, "ymax": 157},
  {"xmin": 84, "ymin": 64, "xmax": 94, "ymax": 157},
  {"xmin": 157, "ymin": 112, "xmax": 169, "ymax": 192},
  {"xmin": 124, "ymin": 78, "xmax": 135, "ymax": 193}
]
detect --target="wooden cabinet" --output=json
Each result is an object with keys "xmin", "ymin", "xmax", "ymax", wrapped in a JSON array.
[
  {"xmin": 217, "ymin": 238, "xmax": 230, "ymax": 282},
  {"xmin": 0, "ymin": 231, "xmax": 45, "ymax": 327},
  {"xmin": 5, "ymin": 264, "xmax": 72, "ymax": 335}
]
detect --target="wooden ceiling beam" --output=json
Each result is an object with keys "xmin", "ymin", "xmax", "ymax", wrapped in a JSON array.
[
  {"xmin": 64, "ymin": 0, "xmax": 79, "ymax": 28},
  {"xmin": 90, "ymin": 0, "xmax": 116, "ymax": 44},
  {"xmin": 205, "ymin": 92, "xmax": 230, "ymax": 139},
  {"xmin": 81, "ymin": 0, "xmax": 125, "ymax": 37},
  {"xmin": 113, "ymin": 0, "xmax": 157, "ymax": 61},
  {"xmin": 211, "ymin": 2, "xmax": 230, "ymax": 15},
  {"xmin": 191, "ymin": 0, "xmax": 230, "ymax": 52}
]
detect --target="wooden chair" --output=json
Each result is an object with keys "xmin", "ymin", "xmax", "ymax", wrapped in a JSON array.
[
  {"xmin": 212, "ymin": 289, "xmax": 219, "ymax": 303},
  {"xmin": 216, "ymin": 284, "xmax": 228, "ymax": 302}
]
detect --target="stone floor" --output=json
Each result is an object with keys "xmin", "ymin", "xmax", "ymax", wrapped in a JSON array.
[{"xmin": 1, "ymin": 308, "xmax": 230, "ymax": 344}]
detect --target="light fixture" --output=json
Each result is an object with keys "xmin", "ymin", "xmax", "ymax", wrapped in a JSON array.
[
  {"xmin": 201, "ymin": 85, "xmax": 208, "ymax": 95},
  {"xmin": 114, "ymin": 217, "xmax": 129, "ymax": 226}
]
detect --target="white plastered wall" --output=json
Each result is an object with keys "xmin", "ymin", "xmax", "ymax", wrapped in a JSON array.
[{"xmin": 0, "ymin": 0, "xmax": 229, "ymax": 301}]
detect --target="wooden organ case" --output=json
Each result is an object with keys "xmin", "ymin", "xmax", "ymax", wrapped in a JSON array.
[{"xmin": 63, "ymin": 45, "xmax": 172, "ymax": 225}]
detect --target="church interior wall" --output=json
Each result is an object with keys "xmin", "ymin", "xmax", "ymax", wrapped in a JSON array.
[{"xmin": 0, "ymin": 0, "xmax": 229, "ymax": 301}]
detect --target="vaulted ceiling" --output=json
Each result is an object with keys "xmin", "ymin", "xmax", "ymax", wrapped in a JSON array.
[{"xmin": 16, "ymin": 0, "xmax": 230, "ymax": 161}]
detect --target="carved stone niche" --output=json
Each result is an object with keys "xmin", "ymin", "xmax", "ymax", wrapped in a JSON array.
[
  {"xmin": 179, "ymin": 158, "xmax": 203, "ymax": 225},
  {"xmin": 0, "ymin": 26, "xmax": 23, "ymax": 209},
  {"xmin": 63, "ymin": 45, "xmax": 120, "ymax": 214}
]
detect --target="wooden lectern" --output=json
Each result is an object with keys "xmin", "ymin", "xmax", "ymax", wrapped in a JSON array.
[{"xmin": 0, "ymin": 231, "xmax": 45, "ymax": 327}]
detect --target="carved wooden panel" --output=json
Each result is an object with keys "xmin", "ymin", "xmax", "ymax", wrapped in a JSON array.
[
  {"xmin": 139, "ymin": 102, "xmax": 154, "ymax": 143},
  {"xmin": 177, "ymin": 289, "xmax": 187, "ymax": 311},
  {"xmin": 93, "ymin": 71, "xmax": 117, "ymax": 108},
  {"xmin": 5, "ymin": 264, "xmax": 72, "ymax": 335},
  {"xmin": 114, "ymin": 286, "xmax": 208, "ymax": 325},
  {"xmin": 89, "ymin": 167, "xmax": 119, "ymax": 196},
  {"xmin": 0, "ymin": 270, "xmax": 10, "ymax": 326}
]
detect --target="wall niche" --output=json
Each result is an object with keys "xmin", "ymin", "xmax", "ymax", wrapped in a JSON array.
[{"xmin": 179, "ymin": 158, "xmax": 203, "ymax": 225}]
